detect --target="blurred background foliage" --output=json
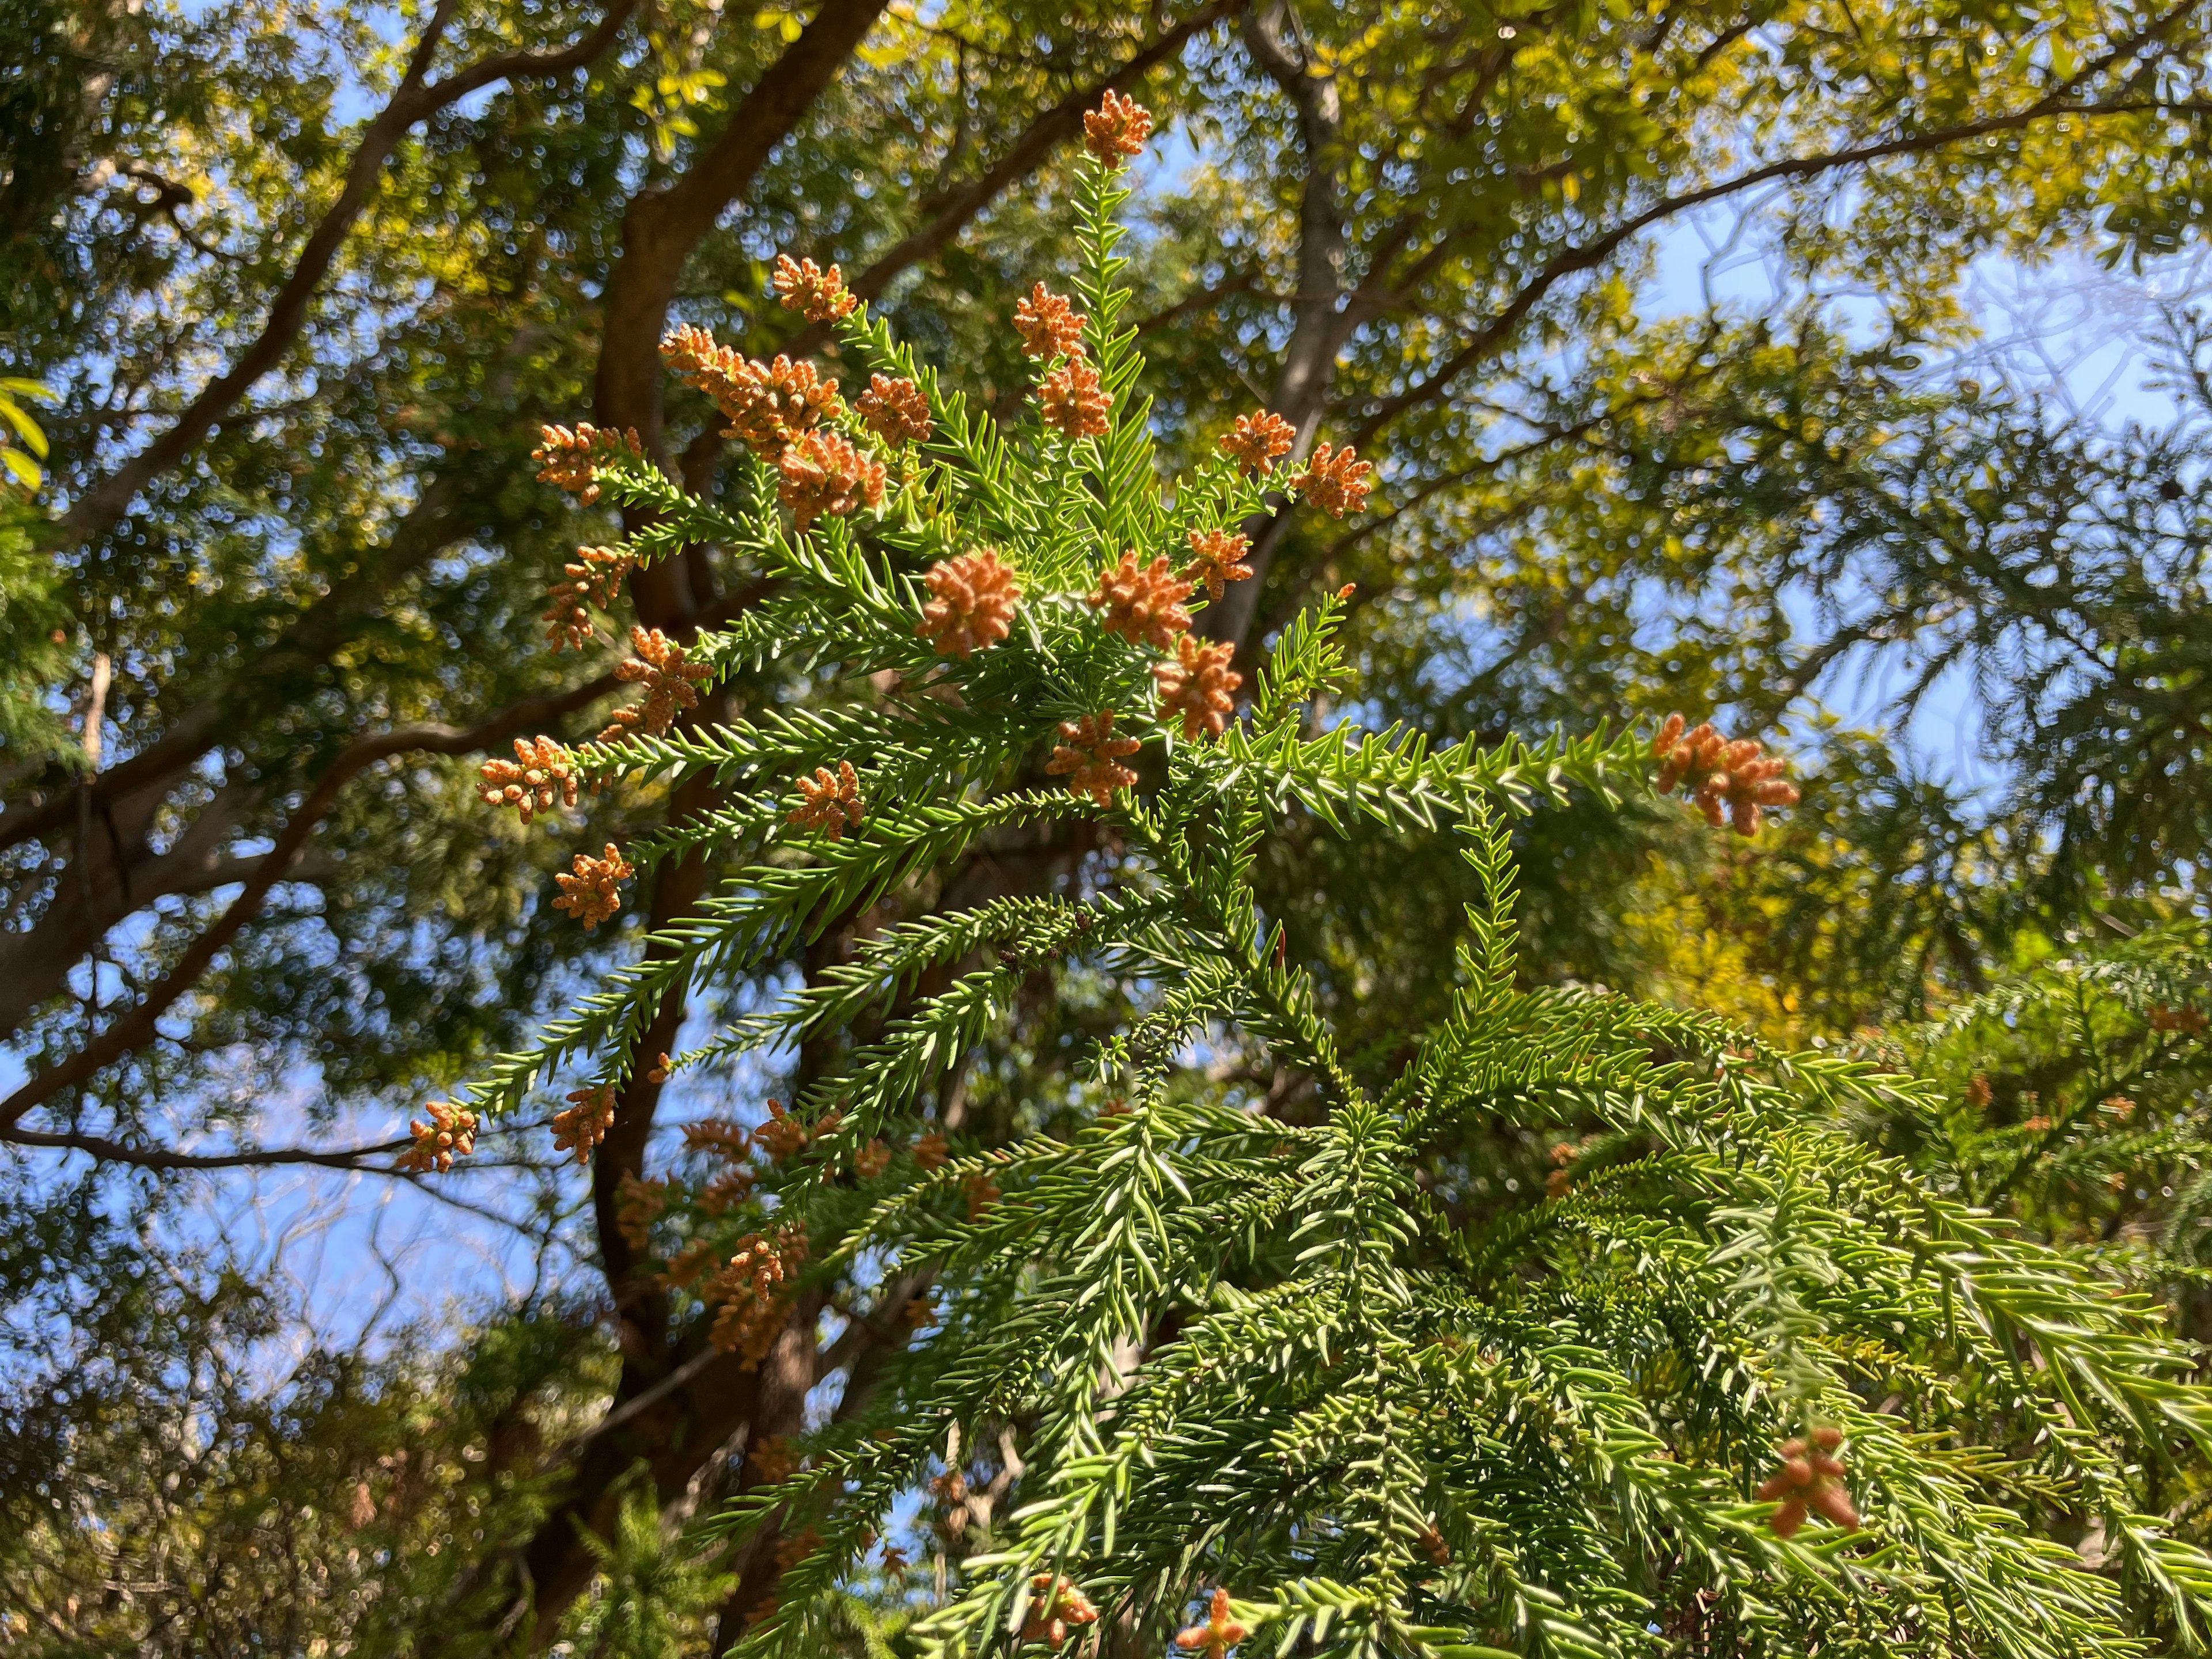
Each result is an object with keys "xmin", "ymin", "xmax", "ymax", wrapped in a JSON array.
[{"xmin": 2, "ymin": 0, "xmax": 2211, "ymax": 1648}]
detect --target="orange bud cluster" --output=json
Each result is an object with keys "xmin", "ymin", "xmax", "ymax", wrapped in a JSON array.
[
  {"xmin": 963, "ymin": 1171, "xmax": 1001, "ymax": 1218},
  {"xmin": 730, "ymin": 355, "xmax": 844, "ymax": 458},
  {"xmin": 789, "ymin": 760, "xmax": 865, "ymax": 840},
  {"xmin": 770, "ymin": 1531, "xmax": 823, "ymax": 1584},
  {"xmin": 1154, "ymin": 636, "xmax": 1241, "ymax": 739},
  {"xmin": 660, "ymin": 1238, "xmax": 717, "ymax": 1290},
  {"xmin": 600, "ymin": 626, "xmax": 714, "ymax": 743},
  {"xmin": 2152, "ymin": 1003, "xmax": 2208, "ymax": 1036},
  {"xmin": 914, "ymin": 1129, "xmax": 950, "ymax": 1170},
  {"xmin": 541, "ymin": 545, "xmax": 635, "ymax": 651},
  {"xmin": 1756, "ymin": 1426, "xmax": 1859, "ymax": 1538},
  {"xmin": 1175, "ymin": 1589, "xmax": 1248, "ymax": 1659},
  {"xmin": 540, "ymin": 593, "xmax": 592, "ymax": 655},
  {"xmin": 1964, "ymin": 1074, "xmax": 1993, "ymax": 1108},
  {"xmin": 684, "ymin": 1118, "xmax": 753, "ymax": 1160},
  {"xmin": 701, "ymin": 1165, "xmax": 758, "ymax": 1215},
  {"xmin": 855, "ymin": 373, "xmax": 932, "ymax": 447},
  {"xmin": 552, "ymin": 1084, "xmax": 618, "ymax": 1165},
  {"xmin": 772, "ymin": 253, "xmax": 857, "ymax": 322},
  {"xmin": 1082, "ymin": 89, "xmax": 1153, "ymax": 166},
  {"xmin": 1014, "ymin": 282, "xmax": 1088, "ymax": 361},
  {"xmin": 1089, "ymin": 551, "xmax": 1192, "ymax": 650},
  {"xmin": 1290, "ymin": 441, "xmax": 1373, "ymax": 517},
  {"xmin": 533, "ymin": 423, "xmax": 642, "ymax": 506},
  {"xmin": 614, "ymin": 1172, "xmax": 669, "ymax": 1249},
  {"xmin": 396, "ymin": 1101, "xmax": 478, "ymax": 1173},
  {"xmin": 773, "ymin": 1526, "xmax": 822, "ymax": 1575},
  {"xmin": 917, "ymin": 548, "xmax": 1023, "ymax": 658},
  {"xmin": 855, "ymin": 1138, "xmax": 893, "ymax": 1178},
  {"xmin": 1650, "ymin": 713, "xmax": 1801, "ymax": 836},
  {"xmin": 661, "ymin": 328, "xmax": 843, "ymax": 460},
  {"xmin": 1186, "ymin": 528, "xmax": 1254, "ymax": 601},
  {"xmin": 707, "ymin": 1228, "xmax": 808, "ymax": 1366},
  {"xmin": 1022, "ymin": 1575, "xmax": 1100, "ymax": 1650},
  {"xmin": 749, "ymin": 1434, "xmax": 802, "ymax": 1484},
  {"xmin": 656, "ymin": 321, "xmax": 725, "ymax": 379},
  {"xmin": 755, "ymin": 1099, "xmax": 810, "ymax": 1162},
  {"xmin": 1039, "ymin": 357, "xmax": 1112, "ymax": 438},
  {"xmin": 778, "ymin": 429, "xmax": 887, "ymax": 531},
  {"xmin": 1047, "ymin": 710, "xmax": 1143, "ymax": 806},
  {"xmin": 1418, "ymin": 1523, "xmax": 1452, "ymax": 1566},
  {"xmin": 1546, "ymin": 1141, "xmax": 1581, "ymax": 1198},
  {"xmin": 552, "ymin": 842, "xmax": 634, "ymax": 930},
  {"xmin": 1220, "ymin": 411, "xmax": 1296, "ymax": 475},
  {"xmin": 479, "ymin": 736, "xmax": 578, "ymax": 824}
]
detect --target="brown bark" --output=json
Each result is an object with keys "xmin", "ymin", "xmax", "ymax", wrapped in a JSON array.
[
  {"xmin": 507, "ymin": 1296, "xmax": 825, "ymax": 1653},
  {"xmin": 473, "ymin": 798, "xmax": 844, "ymax": 1650}
]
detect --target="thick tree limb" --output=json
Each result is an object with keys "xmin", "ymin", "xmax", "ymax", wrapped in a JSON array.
[
  {"xmin": 593, "ymin": 0, "xmax": 893, "ymax": 467},
  {"xmin": 518, "ymin": 1295, "xmax": 825, "ymax": 1653}
]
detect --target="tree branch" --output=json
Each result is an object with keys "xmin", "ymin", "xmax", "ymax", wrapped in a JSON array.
[
  {"xmin": 1349, "ymin": 97, "xmax": 2212, "ymax": 447},
  {"xmin": 772, "ymin": 0, "xmax": 1248, "ymax": 361},
  {"xmin": 594, "ymin": 0, "xmax": 893, "ymax": 513},
  {"xmin": 1206, "ymin": 0, "xmax": 1353, "ymax": 654},
  {"xmin": 1134, "ymin": 270, "xmax": 1274, "ymax": 334},
  {"xmin": 56, "ymin": 0, "xmax": 637, "ymax": 548},
  {"xmin": 0, "ymin": 1124, "xmax": 413, "ymax": 1169},
  {"xmin": 0, "ymin": 675, "xmax": 615, "ymax": 1126}
]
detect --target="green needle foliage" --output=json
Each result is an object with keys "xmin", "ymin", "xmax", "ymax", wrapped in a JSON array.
[
  {"xmin": 432, "ymin": 111, "xmax": 2212, "ymax": 1659},
  {"xmin": 1869, "ymin": 920, "xmax": 2212, "ymax": 1281}
]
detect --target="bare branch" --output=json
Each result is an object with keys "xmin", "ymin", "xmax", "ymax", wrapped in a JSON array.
[
  {"xmin": 0, "ymin": 1124, "xmax": 413, "ymax": 1169},
  {"xmin": 1134, "ymin": 270, "xmax": 1275, "ymax": 334}
]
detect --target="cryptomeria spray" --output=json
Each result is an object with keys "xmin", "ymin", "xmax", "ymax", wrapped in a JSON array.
[{"xmin": 418, "ymin": 96, "xmax": 2212, "ymax": 1659}]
